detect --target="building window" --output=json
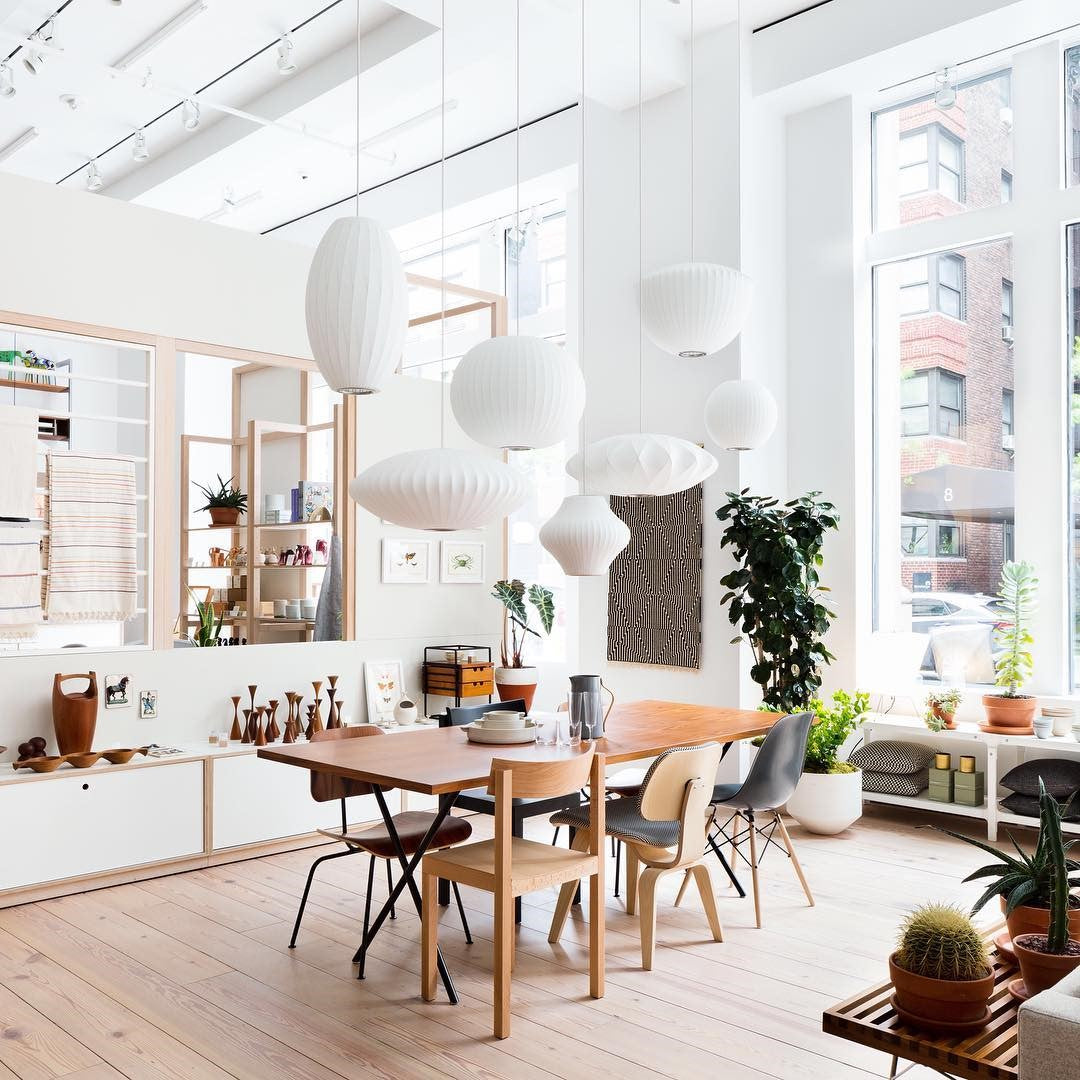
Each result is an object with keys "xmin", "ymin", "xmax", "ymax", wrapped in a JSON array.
[
  {"xmin": 1002, "ymin": 279, "xmax": 1014, "ymax": 327},
  {"xmin": 1002, "ymin": 389, "xmax": 1014, "ymax": 448},
  {"xmin": 900, "ymin": 368, "xmax": 964, "ymax": 438},
  {"xmin": 899, "ymin": 253, "xmax": 966, "ymax": 319},
  {"xmin": 898, "ymin": 124, "xmax": 964, "ymax": 201},
  {"xmin": 1001, "ymin": 169, "xmax": 1013, "ymax": 202},
  {"xmin": 901, "ymin": 517, "xmax": 963, "ymax": 558}
]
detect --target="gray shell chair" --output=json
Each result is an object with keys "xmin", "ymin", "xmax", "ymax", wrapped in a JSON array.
[{"xmin": 683, "ymin": 711, "xmax": 816, "ymax": 928}]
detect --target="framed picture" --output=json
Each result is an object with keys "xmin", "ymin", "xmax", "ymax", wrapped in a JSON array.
[
  {"xmin": 381, "ymin": 538, "xmax": 431, "ymax": 583},
  {"xmin": 364, "ymin": 659, "xmax": 404, "ymax": 723},
  {"xmin": 139, "ymin": 689, "xmax": 158, "ymax": 719},
  {"xmin": 104, "ymin": 674, "xmax": 132, "ymax": 708},
  {"xmin": 440, "ymin": 540, "xmax": 485, "ymax": 584}
]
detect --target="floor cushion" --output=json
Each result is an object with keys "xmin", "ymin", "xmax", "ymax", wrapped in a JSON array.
[
  {"xmin": 1000, "ymin": 758, "xmax": 1080, "ymax": 800},
  {"xmin": 849, "ymin": 740, "xmax": 938, "ymax": 776}
]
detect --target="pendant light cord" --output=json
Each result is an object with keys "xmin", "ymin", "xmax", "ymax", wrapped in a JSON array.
[
  {"xmin": 579, "ymin": 0, "xmax": 588, "ymax": 494},
  {"xmin": 689, "ymin": 0, "xmax": 695, "ymax": 263},
  {"xmin": 515, "ymin": 0, "xmax": 521, "ymax": 338},
  {"xmin": 637, "ymin": 0, "xmax": 644, "ymax": 434},
  {"xmin": 355, "ymin": 0, "xmax": 360, "ymax": 218},
  {"xmin": 439, "ymin": 0, "xmax": 447, "ymax": 450}
]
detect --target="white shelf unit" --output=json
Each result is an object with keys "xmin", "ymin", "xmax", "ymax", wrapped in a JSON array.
[{"xmin": 861, "ymin": 712, "xmax": 1080, "ymax": 839}]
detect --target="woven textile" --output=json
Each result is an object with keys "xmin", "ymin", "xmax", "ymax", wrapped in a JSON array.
[
  {"xmin": 860, "ymin": 769, "xmax": 930, "ymax": 797},
  {"xmin": 848, "ymin": 740, "xmax": 938, "ymax": 776},
  {"xmin": 1000, "ymin": 759, "xmax": 1080, "ymax": 800},
  {"xmin": 0, "ymin": 526, "xmax": 42, "ymax": 639},
  {"xmin": 44, "ymin": 452, "xmax": 137, "ymax": 623}
]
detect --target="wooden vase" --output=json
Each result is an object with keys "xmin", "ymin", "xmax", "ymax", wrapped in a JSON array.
[
  {"xmin": 266, "ymin": 700, "xmax": 280, "ymax": 741},
  {"xmin": 253, "ymin": 707, "xmax": 267, "ymax": 747},
  {"xmin": 241, "ymin": 708, "xmax": 253, "ymax": 744},
  {"xmin": 310, "ymin": 682, "xmax": 324, "ymax": 736},
  {"xmin": 52, "ymin": 672, "xmax": 99, "ymax": 755},
  {"xmin": 229, "ymin": 695, "xmax": 243, "ymax": 741},
  {"xmin": 304, "ymin": 705, "xmax": 316, "ymax": 741},
  {"xmin": 247, "ymin": 684, "xmax": 258, "ymax": 721},
  {"xmin": 325, "ymin": 688, "xmax": 339, "ymax": 729}
]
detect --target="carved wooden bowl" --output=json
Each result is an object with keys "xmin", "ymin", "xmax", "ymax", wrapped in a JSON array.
[
  {"xmin": 12, "ymin": 755, "xmax": 66, "ymax": 772},
  {"xmin": 101, "ymin": 746, "xmax": 150, "ymax": 764},
  {"xmin": 65, "ymin": 751, "xmax": 103, "ymax": 769}
]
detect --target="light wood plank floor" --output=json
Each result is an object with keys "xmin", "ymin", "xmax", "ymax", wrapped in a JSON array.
[{"xmin": 0, "ymin": 804, "xmax": 1013, "ymax": 1080}]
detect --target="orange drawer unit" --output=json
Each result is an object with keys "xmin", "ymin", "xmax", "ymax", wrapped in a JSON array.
[{"xmin": 422, "ymin": 645, "xmax": 494, "ymax": 712}]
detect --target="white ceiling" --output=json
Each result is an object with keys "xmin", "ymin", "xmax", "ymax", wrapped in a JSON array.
[{"xmin": 0, "ymin": 0, "xmax": 822, "ymax": 234}]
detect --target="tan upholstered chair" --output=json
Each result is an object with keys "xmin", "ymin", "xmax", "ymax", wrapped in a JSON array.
[
  {"xmin": 421, "ymin": 747, "xmax": 606, "ymax": 1039},
  {"xmin": 549, "ymin": 743, "xmax": 724, "ymax": 970}
]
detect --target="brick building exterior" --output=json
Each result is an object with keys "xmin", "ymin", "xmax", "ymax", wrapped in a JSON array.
[{"xmin": 896, "ymin": 76, "xmax": 1014, "ymax": 596}]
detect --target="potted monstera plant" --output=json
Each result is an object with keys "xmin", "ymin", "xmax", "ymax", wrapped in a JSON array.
[
  {"xmin": 982, "ymin": 560, "xmax": 1038, "ymax": 733},
  {"xmin": 491, "ymin": 579, "xmax": 553, "ymax": 711}
]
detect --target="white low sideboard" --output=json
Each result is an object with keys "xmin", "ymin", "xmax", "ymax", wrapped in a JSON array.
[
  {"xmin": 860, "ymin": 712, "xmax": 1080, "ymax": 840},
  {"xmin": 0, "ymin": 735, "xmax": 437, "ymax": 907}
]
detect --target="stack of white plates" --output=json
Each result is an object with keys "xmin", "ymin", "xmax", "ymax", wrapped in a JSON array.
[{"xmin": 463, "ymin": 718, "xmax": 537, "ymax": 745}]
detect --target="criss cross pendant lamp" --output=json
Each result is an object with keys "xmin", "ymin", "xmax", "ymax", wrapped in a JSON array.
[
  {"xmin": 538, "ymin": 0, "xmax": 630, "ymax": 576},
  {"xmin": 346, "ymin": 1, "xmax": 528, "ymax": 530},
  {"xmin": 448, "ymin": 0, "xmax": 585, "ymax": 451}
]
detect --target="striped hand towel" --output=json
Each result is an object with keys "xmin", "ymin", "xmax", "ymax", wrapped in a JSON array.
[
  {"xmin": 44, "ymin": 451, "xmax": 138, "ymax": 623},
  {"xmin": 0, "ymin": 404, "xmax": 38, "ymax": 520},
  {"xmin": 0, "ymin": 526, "xmax": 42, "ymax": 640}
]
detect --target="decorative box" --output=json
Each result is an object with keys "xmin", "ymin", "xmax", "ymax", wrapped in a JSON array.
[
  {"xmin": 928, "ymin": 766, "xmax": 954, "ymax": 803},
  {"xmin": 954, "ymin": 769, "xmax": 985, "ymax": 807}
]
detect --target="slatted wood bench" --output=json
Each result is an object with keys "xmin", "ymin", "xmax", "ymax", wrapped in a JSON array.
[{"xmin": 823, "ymin": 937, "xmax": 1020, "ymax": 1079}]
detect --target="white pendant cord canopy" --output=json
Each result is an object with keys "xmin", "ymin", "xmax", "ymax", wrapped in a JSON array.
[
  {"xmin": 539, "ymin": 0, "xmax": 630, "ymax": 577},
  {"xmin": 449, "ymin": 0, "xmax": 585, "ymax": 451},
  {"xmin": 348, "ymin": 0, "xmax": 529, "ymax": 530}
]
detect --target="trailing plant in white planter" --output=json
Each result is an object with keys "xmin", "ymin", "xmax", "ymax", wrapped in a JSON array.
[{"xmin": 491, "ymin": 579, "xmax": 553, "ymax": 711}]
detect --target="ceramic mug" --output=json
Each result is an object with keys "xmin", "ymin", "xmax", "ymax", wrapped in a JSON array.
[
  {"xmin": 273, "ymin": 599, "xmax": 287, "ymax": 618},
  {"xmin": 1033, "ymin": 715, "xmax": 1052, "ymax": 740},
  {"xmin": 301, "ymin": 600, "xmax": 316, "ymax": 620},
  {"xmin": 285, "ymin": 602, "xmax": 302, "ymax": 620}
]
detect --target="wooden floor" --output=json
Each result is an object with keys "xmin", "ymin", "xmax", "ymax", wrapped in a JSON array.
[{"xmin": 0, "ymin": 804, "xmax": 1011, "ymax": 1080}]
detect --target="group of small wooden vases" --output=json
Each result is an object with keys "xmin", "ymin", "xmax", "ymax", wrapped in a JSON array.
[{"xmin": 229, "ymin": 676, "xmax": 343, "ymax": 746}]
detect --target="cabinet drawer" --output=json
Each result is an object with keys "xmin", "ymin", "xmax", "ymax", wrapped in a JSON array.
[{"xmin": 0, "ymin": 762, "xmax": 204, "ymax": 892}]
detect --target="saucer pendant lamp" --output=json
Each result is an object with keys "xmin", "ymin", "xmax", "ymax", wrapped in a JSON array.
[
  {"xmin": 539, "ymin": 0, "xmax": 629, "ymax": 576},
  {"xmin": 704, "ymin": 378, "xmax": 777, "ymax": 451},
  {"xmin": 347, "ymin": 1, "xmax": 529, "ymax": 530}
]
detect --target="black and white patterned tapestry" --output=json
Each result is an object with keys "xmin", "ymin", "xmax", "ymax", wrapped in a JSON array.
[{"xmin": 607, "ymin": 484, "xmax": 703, "ymax": 669}]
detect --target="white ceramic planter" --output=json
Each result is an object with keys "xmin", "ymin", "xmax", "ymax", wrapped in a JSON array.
[
  {"xmin": 784, "ymin": 769, "xmax": 863, "ymax": 835},
  {"xmin": 494, "ymin": 666, "xmax": 538, "ymax": 711}
]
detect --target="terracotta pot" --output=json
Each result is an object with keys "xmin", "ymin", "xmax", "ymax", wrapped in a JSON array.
[
  {"xmin": 981, "ymin": 693, "xmax": 1037, "ymax": 733},
  {"xmin": 52, "ymin": 672, "xmax": 98, "ymax": 755},
  {"xmin": 1002, "ymin": 896, "xmax": 1080, "ymax": 943},
  {"xmin": 208, "ymin": 506, "xmax": 241, "ymax": 526},
  {"xmin": 1013, "ymin": 934, "xmax": 1080, "ymax": 996},
  {"xmin": 494, "ymin": 666, "xmax": 537, "ymax": 712},
  {"xmin": 932, "ymin": 705, "xmax": 957, "ymax": 729},
  {"xmin": 889, "ymin": 953, "xmax": 994, "ymax": 1028}
]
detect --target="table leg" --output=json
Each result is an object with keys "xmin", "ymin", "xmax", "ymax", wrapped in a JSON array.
[
  {"xmin": 353, "ymin": 786, "xmax": 460, "ymax": 1005},
  {"xmin": 437, "ymin": 792, "xmax": 453, "ymax": 907}
]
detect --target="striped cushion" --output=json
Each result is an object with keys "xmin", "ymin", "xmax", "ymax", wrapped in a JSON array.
[
  {"xmin": 861, "ymin": 768, "xmax": 930, "ymax": 796},
  {"xmin": 848, "ymin": 740, "xmax": 937, "ymax": 776}
]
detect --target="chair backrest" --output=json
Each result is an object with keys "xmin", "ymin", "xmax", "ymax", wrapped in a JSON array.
[
  {"xmin": 443, "ymin": 698, "xmax": 528, "ymax": 728},
  {"xmin": 309, "ymin": 724, "xmax": 384, "ymax": 802},
  {"xmin": 735, "ymin": 711, "xmax": 815, "ymax": 811},
  {"xmin": 637, "ymin": 743, "xmax": 723, "ymax": 868}
]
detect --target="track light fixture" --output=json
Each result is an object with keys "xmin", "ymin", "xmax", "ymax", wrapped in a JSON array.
[
  {"xmin": 0, "ymin": 62, "xmax": 14, "ymax": 98},
  {"xmin": 182, "ymin": 98, "xmax": 200, "ymax": 130},
  {"xmin": 22, "ymin": 20, "xmax": 53, "ymax": 76},
  {"xmin": 934, "ymin": 66, "xmax": 958, "ymax": 109},
  {"xmin": 86, "ymin": 159, "xmax": 103, "ymax": 191},
  {"xmin": 276, "ymin": 33, "xmax": 296, "ymax": 75},
  {"xmin": 132, "ymin": 128, "xmax": 149, "ymax": 161}
]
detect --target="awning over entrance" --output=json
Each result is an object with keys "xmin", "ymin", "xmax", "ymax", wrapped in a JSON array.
[{"xmin": 901, "ymin": 464, "xmax": 1014, "ymax": 524}]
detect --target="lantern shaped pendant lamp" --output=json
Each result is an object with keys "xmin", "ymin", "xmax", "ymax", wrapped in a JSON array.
[
  {"xmin": 539, "ymin": 495, "xmax": 630, "ymax": 577},
  {"xmin": 567, "ymin": 433, "xmax": 716, "ymax": 497}
]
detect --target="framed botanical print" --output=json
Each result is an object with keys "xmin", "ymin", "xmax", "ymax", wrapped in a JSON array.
[
  {"xmin": 364, "ymin": 659, "xmax": 404, "ymax": 723},
  {"xmin": 439, "ymin": 540, "xmax": 485, "ymax": 584},
  {"xmin": 381, "ymin": 538, "xmax": 431, "ymax": 583}
]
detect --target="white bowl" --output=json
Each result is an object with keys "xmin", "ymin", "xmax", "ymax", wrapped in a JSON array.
[
  {"xmin": 464, "ymin": 720, "xmax": 537, "ymax": 745},
  {"xmin": 481, "ymin": 711, "xmax": 526, "ymax": 728}
]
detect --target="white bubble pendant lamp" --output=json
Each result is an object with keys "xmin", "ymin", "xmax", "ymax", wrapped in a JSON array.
[
  {"xmin": 704, "ymin": 378, "xmax": 778, "ymax": 451},
  {"xmin": 566, "ymin": 433, "xmax": 716, "ymax": 497},
  {"xmin": 450, "ymin": 335, "xmax": 585, "ymax": 450},
  {"xmin": 349, "ymin": 448, "xmax": 528, "ymax": 531},
  {"xmin": 640, "ymin": 262, "xmax": 752, "ymax": 358},
  {"xmin": 540, "ymin": 495, "xmax": 630, "ymax": 576},
  {"xmin": 305, "ymin": 216, "xmax": 407, "ymax": 394}
]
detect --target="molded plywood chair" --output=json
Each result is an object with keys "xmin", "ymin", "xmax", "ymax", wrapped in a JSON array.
[
  {"xmin": 289, "ymin": 725, "xmax": 473, "ymax": 958},
  {"xmin": 696, "ymin": 711, "xmax": 815, "ymax": 928},
  {"xmin": 548, "ymin": 743, "xmax": 724, "ymax": 970},
  {"xmin": 421, "ymin": 747, "xmax": 606, "ymax": 1039}
]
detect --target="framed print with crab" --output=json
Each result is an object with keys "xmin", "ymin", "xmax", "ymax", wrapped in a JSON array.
[{"xmin": 439, "ymin": 540, "xmax": 485, "ymax": 584}]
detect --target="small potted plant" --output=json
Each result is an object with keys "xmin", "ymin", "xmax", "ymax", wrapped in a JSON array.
[
  {"xmin": 194, "ymin": 474, "xmax": 248, "ymax": 527},
  {"xmin": 1011, "ymin": 781, "xmax": 1080, "ymax": 995},
  {"xmin": 924, "ymin": 689, "xmax": 962, "ymax": 731},
  {"xmin": 186, "ymin": 587, "xmax": 222, "ymax": 648},
  {"xmin": 491, "ymin": 579, "xmax": 553, "ymax": 711},
  {"xmin": 890, "ymin": 903, "xmax": 994, "ymax": 1030},
  {"xmin": 982, "ymin": 560, "xmax": 1038, "ymax": 733},
  {"xmin": 784, "ymin": 689, "xmax": 870, "ymax": 835}
]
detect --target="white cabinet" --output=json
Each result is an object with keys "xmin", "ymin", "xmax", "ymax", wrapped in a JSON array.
[
  {"xmin": 212, "ymin": 753, "xmax": 377, "ymax": 849},
  {"xmin": 0, "ymin": 762, "xmax": 204, "ymax": 891}
]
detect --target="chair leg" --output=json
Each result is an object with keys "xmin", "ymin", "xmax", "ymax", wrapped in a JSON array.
[
  {"xmin": 421, "ymin": 871, "xmax": 438, "ymax": 1002},
  {"xmin": 552, "ymin": 826, "xmax": 560, "ymax": 846},
  {"xmin": 625, "ymin": 844, "xmax": 640, "ymax": 916},
  {"xmin": 747, "ymin": 812, "xmax": 762, "ymax": 929},
  {"xmin": 673, "ymin": 867, "xmax": 692, "ymax": 908},
  {"xmin": 589, "ymin": 865, "xmax": 604, "ymax": 1000},
  {"xmin": 353, "ymin": 853, "xmax": 377, "ymax": 969},
  {"xmin": 494, "ymin": 885, "xmax": 514, "ymax": 1039},
  {"xmin": 451, "ymin": 881, "xmax": 473, "ymax": 944},
  {"xmin": 691, "ymin": 863, "xmax": 723, "ymax": 943},
  {"xmin": 613, "ymin": 838, "xmax": 621, "ymax": 899},
  {"xmin": 548, "ymin": 828, "xmax": 590, "ymax": 944},
  {"xmin": 773, "ymin": 812, "xmax": 815, "ymax": 908},
  {"xmin": 385, "ymin": 859, "xmax": 396, "ymax": 920},
  {"xmin": 289, "ymin": 848, "xmax": 354, "ymax": 948},
  {"xmin": 637, "ymin": 867, "xmax": 661, "ymax": 971},
  {"xmin": 512, "ymin": 814, "xmax": 524, "ymax": 924}
]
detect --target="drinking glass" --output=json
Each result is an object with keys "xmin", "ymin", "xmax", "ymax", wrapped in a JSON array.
[
  {"xmin": 562, "ymin": 700, "xmax": 583, "ymax": 747},
  {"xmin": 533, "ymin": 711, "xmax": 558, "ymax": 746},
  {"xmin": 567, "ymin": 691, "xmax": 598, "ymax": 744}
]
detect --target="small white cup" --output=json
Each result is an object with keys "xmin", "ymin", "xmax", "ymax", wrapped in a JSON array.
[
  {"xmin": 285, "ymin": 602, "xmax": 302, "ymax": 620},
  {"xmin": 273, "ymin": 599, "xmax": 287, "ymax": 618}
]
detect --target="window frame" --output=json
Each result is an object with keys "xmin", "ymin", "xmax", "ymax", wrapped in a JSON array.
[
  {"xmin": 898, "ymin": 122, "xmax": 966, "ymax": 203},
  {"xmin": 899, "ymin": 252, "xmax": 967, "ymax": 320},
  {"xmin": 900, "ymin": 366, "xmax": 966, "ymax": 439}
]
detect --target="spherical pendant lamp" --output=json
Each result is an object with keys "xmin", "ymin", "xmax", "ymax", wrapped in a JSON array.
[
  {"xmin": 640, "ymin": 262, "xmax": 752, "ymax": 358},
  {"xmin": 704, "ymin": 379, "xmax": 778, "ymax": 451},
  {"xmin": 450, "ymin": 335, "xmax": 585, "ymax": 450},
  {"xmin": 566, "ymin": 433, "xmax": 717, "ymax": 497},
  {"xmin": 539, "ymin": 495, "xmax": 630, "ymax": 577},
  {"xmin": 348, "ymin": 448, "xmax": 529, "ymax": 531},
  {"xmin": 305, "ymin": 216, "xmax": 407, "ymax": 395}
]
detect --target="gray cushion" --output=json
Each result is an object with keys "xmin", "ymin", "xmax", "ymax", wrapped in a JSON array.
[
  {"xmin": 848, "ymin": 740, "xmax": 938, "ymax": 776},
  {"xmin": 551, "ymin": 797, "xmax": 680, "ymax": 848},
  {"xmin": 1000, "ymin": 792, "xmax": 1080, "ymax": 821},
  {"xmin": 1001, "ymin": 759, "xmax": 1080, "ymax": 800},
  {"xmin": 861, "ymin": 768, "xmax": 930, "ymax": 796}
]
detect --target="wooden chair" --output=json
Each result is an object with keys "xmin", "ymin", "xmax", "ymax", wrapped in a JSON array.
[
  {"xmin": 548, "ymin": 743, "xmax": 724, "ymax": 970},
  {"xmin": 421, "ymin": 747, "xmax": 606, "ymax": 1039},
  {"xmin": 289, "ymin": 725, "xmax": 474, "ymax": 961}
]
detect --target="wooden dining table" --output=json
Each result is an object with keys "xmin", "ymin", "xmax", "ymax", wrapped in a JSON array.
[{"xmin": 258, "ymin": 698, "xmax": 777, "ymax": 1004}]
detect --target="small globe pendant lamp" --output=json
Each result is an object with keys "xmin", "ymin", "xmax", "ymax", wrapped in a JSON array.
[
  {"xmin": 539, "ymin": 495, "xmax": 630, "ymax": 577},
  {"xmin": 704, "ymin": 379, "xmax": 778, "ymax": 451}
]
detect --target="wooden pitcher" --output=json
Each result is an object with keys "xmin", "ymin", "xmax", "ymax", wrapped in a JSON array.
[{"xmin": 52, "ymin": 672, "xmax": 98, "ymax": 755}]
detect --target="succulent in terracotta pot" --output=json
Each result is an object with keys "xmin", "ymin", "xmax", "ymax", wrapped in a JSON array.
[
  {"xmin": 981, "ymin": 561, "xmax": 1038, "ymax": 733},
  {"xmin": 889, "ymin": 903, "xmax": 994, "ymax": 1030},
  {"xmin": 194, "ymin": 474, "xmax": 248, "ymax": 527},
  {"xmin": 924, "ymin": 689, "xmax": 962, "ymax": 732}
]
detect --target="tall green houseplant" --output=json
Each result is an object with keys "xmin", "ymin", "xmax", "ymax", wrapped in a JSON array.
[
  {"xmin": 993, "ymin": 560, "xmax": 1037, "ymax": 697},
  {"xmin": 717, "ymin": 490, "xmax": 839, "ymax": 712},
  {"xmin": 491, "ymin": 579, "xmax": 554, "ymax": 667}
]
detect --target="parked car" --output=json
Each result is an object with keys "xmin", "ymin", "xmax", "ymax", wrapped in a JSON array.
[{"xmin": 906, "ymin": 591, "xmax": 1008, "ymax": 634}]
